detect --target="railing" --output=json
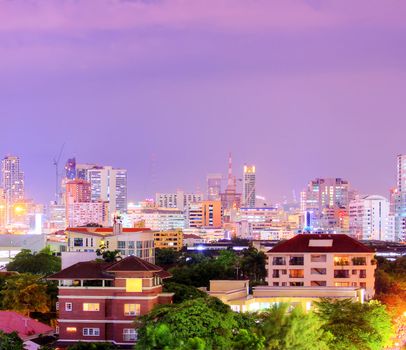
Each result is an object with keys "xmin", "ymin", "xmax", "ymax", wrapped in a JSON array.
[{"xmin": 289, "ymin": 258, "xmax": 304, "ymax": 266}]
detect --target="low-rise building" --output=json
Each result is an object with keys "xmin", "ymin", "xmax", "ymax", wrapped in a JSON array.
[
  {"xmin": 48, "ymin": 256, "xmax": 173, "ymax": 347},
  {"xmin": 153, "ymin": 230, "xmax": 183, "ymax": 251},
  {"xmin": 267, "ymin": 234, "xmax": 376, "ymax": 299}
]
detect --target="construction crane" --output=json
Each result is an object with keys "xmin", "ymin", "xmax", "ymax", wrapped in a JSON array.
[{"xmin": 53, "ymin": 143, "xmax": 65, "ymax": 204}]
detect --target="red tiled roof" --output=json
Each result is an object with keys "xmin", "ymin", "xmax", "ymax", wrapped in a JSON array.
[
  {"xmin": 0, "ymin": 311, "xmax": 53, "ymax": 340},
  {"xmin": 47, "ymin": 261, "xmax": 114, "ymax": 280},
  {"xmin": 183, "ymin": 234, "xmax": 203, "ymax": 239},
  {"xmin": 66, "ymin": 227, "xmax": 151, "ymax": 235},
  {"xmin": 268, "ymin": 234, "xmax": 375, "ymax": 253},
  {"xmin": 106, "ymin": 255, "xmax": 162, "ymax": 272}
]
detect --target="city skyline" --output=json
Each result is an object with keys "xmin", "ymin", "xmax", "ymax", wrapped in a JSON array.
[{"xmin": 1, "ymin": 0, "xmax": 406, "ymax": 203}]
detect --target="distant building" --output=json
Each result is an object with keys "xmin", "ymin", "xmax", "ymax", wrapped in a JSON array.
[
  {"xmin": 125, "ymin": 206, "xmax": 185, "ymax": 231},
  {"xmin": 207, "ymin": 173, "xmax": 222, "ymax": 201},
  {"xmin": 242, "ymin": 165, "xmax": 256, "ymax": 208},
  {"xmin": 220, "ymin": 154, "xmax": 241, "ymax": 210},
  {"xmin": 183, "ymin": 233, "xmax": 205, "ymax": 247},
  {"xmin": 66, "ymin": 179, "xmax": 91, "ymax": 203},
  {"xmin": 394, "ymin": 154, "xmax": 406, "ymax": 241},
  {"xmin": 65, "ymin": 158, "xmax": 77, "ymax": 180},
  {"xmin": 0, "ymin": 234, "xmax": 45, "ymax": 267},
  {"xmin": 66, "ymin": 226, "xmax": 155, "ymax": 263},
  {"xmin": 349, "ymin": 195, "xmax": 392, "ymax": 241},
  {"xmin": 155, "ymin": 190, "xmax": 203, "ymax": 211},
  {"xmin": 187, "ymin": 201, "xmax": 222, "ymax": 228},
  {"xmin": 48, "ymin": 256, "xmax": 173, "ymax": 347},
  {"xmin": 267, "ymin": 234, "xmax": 376, "ymax": 299},
  {"xmin": 66, "ymin": 201, "xmax": 109, "ymax": 228},
  {"xmin": 153, "ymin": 230, "xmax": 183, "ymax": 251}
]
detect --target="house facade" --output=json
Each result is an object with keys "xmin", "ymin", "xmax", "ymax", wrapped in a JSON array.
[{"xmin": 48, "ymin": 256, "xmax": 173, "ymax": 347}]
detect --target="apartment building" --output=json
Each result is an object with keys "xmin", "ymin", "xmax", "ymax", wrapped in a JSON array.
[
  {"xmin": 267, "ymin": 234, "xmax": 376, "ymax": 298},
  {"xmin": 153, "ymin": 230, "xmax": 183, "ymax": 251},
  {"xmin": 48, "ymin": 256, "xmax": 173, "ymax": 347}
]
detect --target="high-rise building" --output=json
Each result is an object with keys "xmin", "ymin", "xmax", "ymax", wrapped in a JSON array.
[
  {"xmin": 85, "ymin": 166, "xmax": 128, "ymax": 217},
  {"xmin": 65, "ymin": 158, "xmax": 76, "ymax": 180},
  {"xmin": 66, "ymin": 201, "xmax": 109, "ymax": 227},
  {"xmin": 349, "ymin": 195, "xmax": 392, "ymax": 241},
  {"xmin": 394, "ymin": 154, "xmax": 406, "ymax": 241},
  {"xmin": 220, "ymin": 153, "xmax": 241, "ymax": 210},
  {"xmin": 65, "ymin": 179, "xmax": 91, "ymax": 204},
  {"xmin": 207, "ymin": 174, "xmax": 222, "ymax": 201},
  {"xmin": 155, "ymin": 191, "xmax": 204, "ymax": 211},
  {"xmin": 187, "ymin": 200, "xmax": 222, "ymax": 228},
  {"xmin": 242, "ymin": 165, "xmax": 256, "ymax": 208}
]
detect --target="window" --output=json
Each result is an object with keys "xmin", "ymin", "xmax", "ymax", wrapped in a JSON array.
[
  {"xmin": 281, "ymin": 269, "xmax": 287, "ymax": 275},
  {"xmin": 359, "ymin": 270, "xmax": 367, "ymax": 278},
  {"xmin": 311, "ymin": 281, "xmax": 327, "ymax": 287},
  {"xmin": 83, "ymin": 303, "xmax": 100, "ymax": 311},
  {"xmin": 128, "ymin": 249, "xmax": 135, "ymax": 256},
  {"xmin": 289, "ymin": 256, "xmax": 304, "ymax": 265},
  {"xmin": 311, "ymin": 254, "xmax": 327, "ymax": 263},
  {"xmin": 334, "ymin": 270, "xmax": 350, "ymax": 278},
  {"xmin": 124, "ymin": 304, "xmax": 141, "ymax": 316},
  {"xmin": 66, "ymin": 327, "xmax": 76, "ymax": 333},
  {"xmin": 123, "ymin": 328, "xmax": 137, "ymax": 341},
  {"xmin": 55, "ymin": 302, "xmax": 59, "ymax": 311},
  {"xmin": 136, "ymin": 241, "xmax": 143, "ymax": 249},
  {"xmin": 290, "ymin": 282, "xmax": 304, "ymax": 286},
  {"xmin": 65, "ymin": 302, "xmax": 73, "ymax": 311},
  {"xmin": 273, "ymin": 282, "xmax": 279, "ymax": 286},
  {"xmin": 272, "ymin": 270, "xmax": 280, "ymax": 278},
  {"xmin": 360, "ymin": 282, "xmax": 367, "ymax": 288},
  {"xmin": 335, "ymin": 282, "xmax": 351, "ymax": 287},
  {"xmin": 126, "ymin": 278, "xmax": 142, "ymax": 292},
  {"xmin": 352, "ymin": 269, "xmax": 357, "ymax": 275},
  {"xmin": 272, "ymin": 257, "xmax": 286, "ymax": 265},
  {"xmin": 118, "ymin": 241, "xmax": 126, "ymax": 249},
  {"xmin": 352, "ymin": 257, "xmax": 366, "ymax": 266},
  {"xmin": 289, "ymin": 269, "xmax": 304, "ymax": 278},
  {"xmin": 128, "ymin": 241, "xmax": 135, "ymax": 249},
  {"xmin": 311, "ymin": 268, "xmax": 326, "ymax": 275},
  {"xmin": 73, "ymin": 238, "xmax": 83, "ymax": 247},
  {"xmin": 281, "ymin": 282, "xmax": 287, "ymax": 286},
  {"xmin": 83, "ymin": 328, "xmax": 100, "ymax": 336},
  {"xmin": 334, "ymin": 256, "xmax": 350, "ymax": 266}
]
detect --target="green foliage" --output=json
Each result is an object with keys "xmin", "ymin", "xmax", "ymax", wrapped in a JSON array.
[
  {"xmin": 315, "ymin": 298, "xmax": 393, "ymax": 350},
  {"xmin": 0, "ymin": 273, "xmax": 50, "ymax": 316},
  {"xmin": 135, "ymin": 297, "xmax": 249, "ymax": 350},
  {"xmin": 163, "ymin": 282, "xmax": 207, "ymax": 303},
  {"xmin": 240, "ymin": 246, "xmax": 267, "ymax": 283},
  {"xmin": 6, "ymin": 248, "xmax": 61, "ymax": 275},
  {"xmin": 0, "ymin": 331, "xmax": 24, "ymax": 350},
  {"xmin": 155, "ymin": 248, "xmax": 181, "ymax": 267},
  {"xmin": 96, "ymin": 249, "xmax": 121, "ymax": 262},
  {"xmin": 256, "ymin": 304, "xmax": 331, "ymax": 350},
  {"xmin": 67, "ymin": 342, "xmax": 118, "ymax": 350}
]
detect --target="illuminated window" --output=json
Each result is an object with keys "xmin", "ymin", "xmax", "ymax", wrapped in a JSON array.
[
  {"xmin": 83, "ymin": 303, "xmax": 100, "ymax": 311},
  {"xmin": 334, "ymin": 256, "xmax": 350, "ymax": 266},
  {"xmin": 334, "ymin": 282, "xmax": 351, "ymax": 287},
  {"xmin": 83, "ymin": 328, "xmax": 100, "ymax": 336},
  {"xmin": 124, "ymin": 304, "xmax": 141, "ymax": 316},
  {"xmin": 126, "ymin": 278, "xmax": 142, "ymax": 292},
  {"xmin": 66, "ymin": 327, "xmax": 77, "ymax": 333},
  {"xmin": 289, "ymin": 269, "xmax": 304, "ymax": 278},
  {"xmin": 65, "ymin": 302, "xmax": 73, "ymax": 311}
]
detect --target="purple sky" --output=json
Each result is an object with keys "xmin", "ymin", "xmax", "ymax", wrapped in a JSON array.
[{"xmin": 1, "ymin": 0, "xmax": 406, "ymax": 204}]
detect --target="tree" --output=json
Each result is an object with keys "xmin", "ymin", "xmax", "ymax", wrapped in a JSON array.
[
  {"xmin": 240, "ymin": 246, "xmax": 267, "ymax": 283},
  {"xmin": 315, "ymin": 298, "xmax": 393, "ymax": 350},
  {"xmin": 0, "ymin": 331, "xmax": 24, "ymax": 350},
  {"xmin": 135, "ymin": 297, "xmax": 258, "ymax": 350},
  {"xmin": 255, "ymin": 304, "xmax": 331, "ymax": 350},
  {"xmin": 1, "ymin": 273, "xmax": 50, "ymax": 316},
  {"xmin": 6, "ymin": 248, "xmax": 61, "ymax": 275},
  {"xmin": 96, "ymin": 249, "xmax": 121, "ymax": 263},
  {"xmin": 155, "ymin": 248, "xmax": 181, "ymax": 268},
  {"xmin": 163, "ymin": 282, "xmax": 207, "ymax": 303}
]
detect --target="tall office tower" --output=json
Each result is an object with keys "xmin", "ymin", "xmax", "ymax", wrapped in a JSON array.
[
  {"xmin": 87, "ymin": 166, "xmax": 128, "ymax": 217},
  {"xmin": 242, "ymin": 165, "xmax": 256, "ymax": 208},
  {"xmin": 155, "ymin": 190, "xmax": 204, "ymax": 211},
  {"xmin": 64, "ymin": 158, "xmax": 76, "ymax": 180},
  {"xmin": 394, "ymin": 154, "xmax": 406, "ymax": 241},
  {"xmin": 349, "ymin": 195, "xmax": 392, "ymax": 241},
  {"xmin": 207, "ymin": 174, "xmax": 222, "ymax": 201},
  {"xmin": 1, "ymin": 156, "xmax": 25, "ymax": 204},
  {"xmin": 65, "ymin": 179, "xmax": 91, "ymax": 203},
  {"xmin": 300, "ymin": 178, "xmax": 351, "ymax": 232},
  {"xmin": 220, "ymin": 153, "xmax": 242, "ymax": 210}
]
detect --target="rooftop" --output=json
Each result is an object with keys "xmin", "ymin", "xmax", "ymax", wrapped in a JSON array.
[{"xmin": 268, "ymin": 234, "xmax": 374, "ymax": 253}]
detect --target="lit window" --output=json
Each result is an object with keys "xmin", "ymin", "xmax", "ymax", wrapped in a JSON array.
[
  {"xmin": 65, "ymin": 302, "xmax": 73, "ymax": 311},
  {"xmin": 123, "ymin": 328, "xmax": 137, "ymax": 341},
  {"xmin": 66, "ymin": 327, "xmax": 76, "ymax": 333},
  {"xmin": 124, "ymin": 304, "xmax": 141, "ymax": 316},
  {"xmin": 83, "ymin": 303, "xmax": 100, "ymax": 311},
  {"xmin": 126, "ymin": 278, "xmax": 142, "ymax": 292}
]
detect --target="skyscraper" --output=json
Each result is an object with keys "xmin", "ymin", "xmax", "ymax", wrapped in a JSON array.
[
  {"xmin": 207, "ymin": 173, "xmax": 222, "ymax": 201},
  {"xmin": 65, "ymin": 179, "xmax": 91, "ymax": 203},
  {"xmin": 220, "ymin": 153, "xmax": 241, "ymax": 210},
  {"xmin": 1, "ymin": 155, "xmax": 24, "ymax": 204},
  {"xmin": 394, "ymin": 154, "xmax": 406, "ymax": 241},
  {"xmin": 64, "ymin": 158, "xmax": 76, "ymax": 180},
  {"xmin": 242, "ymin": 165, "xmax": 256, "ymax": 208}
]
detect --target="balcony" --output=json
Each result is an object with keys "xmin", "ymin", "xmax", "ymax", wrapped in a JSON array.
[
  {"xmin": 289, "ymin": 257, "xmax": 304, "ymax": 266},
  {"xmin": 334, "ymin": 270, "xmax": 350, "ymax": 279},
  {"xmin": 272, "ymin": 257, "xmax": 286, "ymax": 265},
  {"xmin": 352, "ymin": 257, "xmax": 367, "ymax": 266}
]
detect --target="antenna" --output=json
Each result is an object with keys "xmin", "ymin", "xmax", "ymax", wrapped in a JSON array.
[{"xmin": 53, "ymin": 143, "xmax": 65, "ymax": 204}]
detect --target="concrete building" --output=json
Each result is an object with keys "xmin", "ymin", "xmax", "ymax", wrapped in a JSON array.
[
  {"xmin": 153, "ymin": 230, "xmax": 183, "ymax": 251},
  {"xmin": 187, "ymin": 201, "xmax": 222, "ymax": 228},
  {"xmin": 125, "ymin": 206, "xmax": 185, "ymax": 231},
  {"xmin": 394, "ymin": 154, "xmax": 406, "ymax": 241},
  {"xmin": 207, "ymin": 173, "xmax": 222, "ymax": 201},
  {"xmin": 66, "ymin": 179, "xmax": 91, "ymax": 203},
  {"xmin": 66, "ymin": 201, "xmax": 109, "ymax": 228},
  {"xmin": 65, "ymin": 158, "xmax": 77, "ymax": 180},
  {"xmin": 48, "ymin": 256, "xmax": 173, "ymax": 347},
  {"xmin": 242, "ymin": 165, "xmax": 256, "ymax": 208},
  {"xmin": 0, "ymin": 234, "xmax": 45, "ymax": 267},
  {"xmin": 155, "ymin": 191, "xmax": 204, "ymax": 211},
  {"xmin": 66, "ymin": 226, "xmax": 155, "ymax": 263},
  {"xmin": 267, "ymin": 234, "xmax": 376, "ymax": 299},
  {"xmin": 349, "ymin": 195, "xmax": 392, "ymax": 241}
]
